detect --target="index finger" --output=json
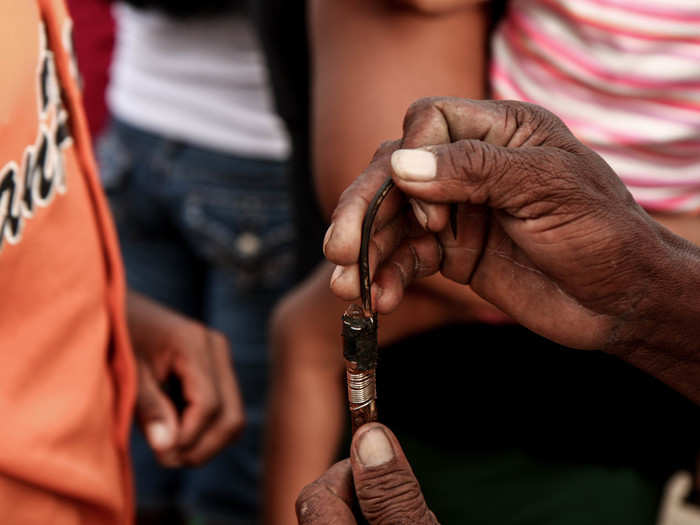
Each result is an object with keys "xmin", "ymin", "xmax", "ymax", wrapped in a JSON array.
[
  {"xmin": 324, "ymin": 144, "xmax": 406, "ymax": 266},
  {"xmin": 179, "ymin": 335, "xmax": 245, "ymax": 464}
]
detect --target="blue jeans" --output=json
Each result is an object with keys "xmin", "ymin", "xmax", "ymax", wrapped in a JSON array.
[{"xmin": 98, "ymin": 119, "xmax": 296, "ymax": 523}]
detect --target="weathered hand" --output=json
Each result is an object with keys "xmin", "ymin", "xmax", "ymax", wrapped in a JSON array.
[
  {"xmin": 324, "ymin": 98, "xmax": 700, "ymax": 399},
  {"xmin": 296, "ymin": 423, "xmax": 438, "ymax": 525},
  {"xmin": 127, "ymin": 292, "xmax": 245, "ymax": 466}
]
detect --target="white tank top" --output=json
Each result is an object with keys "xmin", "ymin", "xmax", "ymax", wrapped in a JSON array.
[{"xmin": 108, "ymin": 4, "xmax": 289, "ymax": 160}]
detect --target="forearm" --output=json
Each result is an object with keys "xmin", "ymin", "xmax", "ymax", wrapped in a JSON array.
[
  {"xmin": 608, "ymin": 223, "xmax": 700, "ymax": 404},
  {"xmin": 264, "ymin": 267, "xmax": 347, "ymax": 525},
  {"xmin": 264, "ymin": 357, "xmax": 345, "ymax": 525},
  {"xmin": 650, "ymin": 211, "xmax": 700, "ymax": 247}
]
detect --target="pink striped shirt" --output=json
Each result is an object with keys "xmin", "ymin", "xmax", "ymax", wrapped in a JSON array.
[{"xmin": 491, "ymin": 0, "xmax": 700, "ymax": 213}]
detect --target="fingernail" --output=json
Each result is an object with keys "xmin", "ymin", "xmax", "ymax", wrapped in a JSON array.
[
  {"xmin": 358, "ymin": 427, "xmax": 394, "ymax": 467},
  {"xmin": 322, "ymin": 223, "xmax": 335, "ymax": 255},
  {"xmin": 391, "ymin": 149, "xmax": 437, "ymax": 181},
  {"xmin": 147, "ymin": 422, "xmax": 174, "ymax": 451},
  {"xmin": 330, "ymin": 265, "xmax": 345, "ymax": 287},
  {"xmin": 409, "ymin": 199, "xmax": 428, "ymax": 229}
]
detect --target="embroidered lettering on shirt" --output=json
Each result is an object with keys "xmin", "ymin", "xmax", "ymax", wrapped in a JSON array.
[{"xmin": 0, "ymin": 22, "xmax": 73, "ymax": 252}]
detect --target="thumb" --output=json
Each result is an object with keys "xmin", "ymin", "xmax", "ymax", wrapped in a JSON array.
[
  {"xmin": 351, "ymin": 423, "xmax": 438, "ymax": 525},
  {"xmin": 136, "ymin": 365, "xmax": 179, "ymax": 459},
  {"xmin": 390, "ymin": 142, "xmax": 568, "ymax": 214}
]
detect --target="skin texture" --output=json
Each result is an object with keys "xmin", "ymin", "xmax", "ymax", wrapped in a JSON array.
[
  {"xmin": 296, "ymin": 423, "xmax": 439, "ymax": 525},
  {"xmin": 325, "ymin": 97, "xmax": 700, "ymax": 403},
  {"xmin": 263, "ymin": 3, "xmax": 497, "ymax": 523},
  {"xmin": 127, "ymin": 291, "xmax": 245, "ymax": 466}
]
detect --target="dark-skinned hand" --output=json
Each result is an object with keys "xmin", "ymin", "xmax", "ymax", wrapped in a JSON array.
[
  {"xmin": 127, "ymin": 291, "xmax": 245, "ymax": 467},
  {"xmin": 323, "ymin": 97, "xmax": 700, "ymax": 403},
  {"xmin": 296, "ymin": 423, "xmax": 438, "ymax": 524}
]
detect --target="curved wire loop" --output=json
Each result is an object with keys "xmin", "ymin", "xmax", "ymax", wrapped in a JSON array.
[{"xmin": 359, "ymin": 178, "xmax": 395, "ymax": 315}]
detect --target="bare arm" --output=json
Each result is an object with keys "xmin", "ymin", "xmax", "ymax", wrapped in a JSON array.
[{"xmin": 651, "ymin": 213, "xmax": 700, "ymax": 247}]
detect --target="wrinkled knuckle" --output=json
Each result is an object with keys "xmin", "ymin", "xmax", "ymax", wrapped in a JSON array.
[
  {"xmin": 406, "ymin": 96, "xmax": 438, "ymax": 117},
  {"xmin": 445, "ymin": 143, "xmax": 466, "ymax": 178},
  {"xmin": 358, "ymin": 470, "xmax": 429, "ymax": 524},
  {"xmin": 379, "ymin": 139, "xmax": 395, "ymax": 150},
  {"xmin": 452, "ymin": 142, "xmax": 493, "ymax": 200},
  {"xmin": 373, "ymin": 139, "xmax": 400, "ymax": 161},
  {"xmin": 403, "ymin": 97, "xmax": 443, "ymax": 130},
  {"xmin": 529, "ymin": 102, "xmax": 563, "ymax": 128},
  {"xmin": 295, "ymin": 481, "xmax": 330, "ymax": 524}
]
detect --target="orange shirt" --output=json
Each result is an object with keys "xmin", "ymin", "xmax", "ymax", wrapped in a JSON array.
[{"xmin": 0, "ymin": 1, "xmax": 135, "ymax": 523}]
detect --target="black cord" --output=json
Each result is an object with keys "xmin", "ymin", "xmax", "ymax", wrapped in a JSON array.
[{"xmin": 359, "ymin": 178, "xmax": 395, "ymax": 315}]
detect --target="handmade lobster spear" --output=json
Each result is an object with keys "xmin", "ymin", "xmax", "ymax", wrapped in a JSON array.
[
  {"xmin": 341, "ymin": 178, "xmax": 394, "ymax": 434},
  {"xmin": 340, "ymin": 173, "xmax": 458, "ymax": 434}
]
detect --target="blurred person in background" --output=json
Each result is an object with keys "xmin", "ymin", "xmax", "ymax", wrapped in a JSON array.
[
  {"xmin": 0, "ymin": 1, "xmax": 244, "ymax": 524},
  {"xmin": 98, "ymin": 1, "xmax": 296, "ymax": 524},
  {"xmin": 255, "ymin": 1, "xmax": 700, "ymax": 524},
  {"xmin": 64, "ymin": 0, "xmax": 114, "ymax": 138}
]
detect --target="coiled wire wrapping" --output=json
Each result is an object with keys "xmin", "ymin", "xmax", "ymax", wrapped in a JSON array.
[{"xmin": 346, "ymin": 368, "xmax": 376, "ymax": 406}]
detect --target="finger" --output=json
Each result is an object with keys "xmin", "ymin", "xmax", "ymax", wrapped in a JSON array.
[
  {"xmin": 329, "ymin": 211, "xmax": 425, "ymax": 302},
  {"xmin": 390, "ymin": 141, "xmax": 572, "ymax": 213},
  {"xmin": 179, "ymin": 335, "xmax": 246, "ymax": 465},
  {"xmin": 296, "ymin": 459, "xmax": 357, "ymax": 525},
  {"xmin": 174, "ymin": 345, "xmax": 222, "ymax": 450},
  {"xmin": 324, "ymin": 159, "xmax": 406, "ymax": 267},
  {"xmin": 409, "ymin": 198, "xmax": 450, "ymax": 233},
  {"xmin": 135, "ymin": 362, "xmax": 180, "ymax": 467},
  {"xmin": 371, "ymin": 234, "xmax": 444, "ymax": 313},
  {"xmin": 351, "ymin": 423, "xmax": 438, "ymax": 525},
  {"xmin": 437, "ymin": 203, "xmax": 490, "ymax": 285},
  {"xmin": 330, "ymin": 230, "xmax": 443, "ymax": 313},
  {"xmin": 371, "ymin": 138, "xmax": 402, "ymax": 162}
]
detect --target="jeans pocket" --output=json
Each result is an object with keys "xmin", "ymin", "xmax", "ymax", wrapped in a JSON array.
[{"xmin": 181, "ymin": 185, "xmax": 297, "ymax": 291}]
